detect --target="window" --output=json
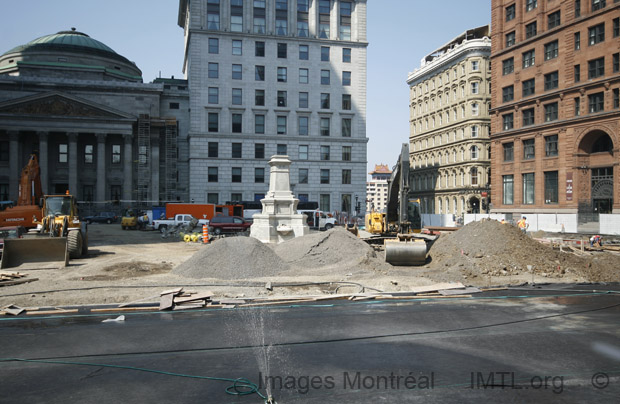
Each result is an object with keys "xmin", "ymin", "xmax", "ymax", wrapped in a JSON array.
[
  {"xmin": 321, "ymin": 70, "xmax": 330, "ymax": 85},
  {"xmin": 503, "ymin": 85, "xmax": 514, "ymax": 102},
  {"xmin": 588, "ymin": 57, "xmax": 605, "ymax": 79},
  {"xmin": 614, "ymin": 17, "xmax": 619, "ymax": 37},
  {"xmin": 84, "ymin": 145, "xmax": 93, "ymax": 164},
  {"xmin": 471, "ymin": 82, "xmax": 479, "ymax": 94},
  {"xmin": 575, "ymin": 97, "xmax": 581, "ymax": 116},
  {"xmin": 208, "ymin": 38, "xmax": 219, "ymax": 54},
  {"xmin": 342, "ymin": 169, "xmax": 352, "ymax": 185},
  {"xmin": 299, "ymin": 145, "xmax": 308, "ymax": 159},
  {"xmin": 298, "ymin": 0, "xmax": 309, "ymax": 36},
  {"xmin": 589, "ymin": 23, "xmax": 605, "ymax": 45},
  {"xmin": 544, "ymin": 102, "xmax": 559, "ymax": 122},
  {"xmin": 277, "ymin": 91, "xmax": 287, "ymax": 107},
  {"xmin": 471, "ymin": 146, "xmax": 479, "ymax": 160},
  {"xmin": 548, "ymin": 11, "xmax": 561, "ymax": 29},
  {"xmin": 575, "ymin": 0, "xmax": 581, "ymax": 17},
  {"xmin": 321, "ymin": 93, "xmax": 330, "ymax": 109},
  {"xmin": 472, "ymin": 102, "xmax": 479, "ymax": 116},
  {"xmin": 232, "ymin": 88, "xmax": 242, "ymax": 105},
  {"xmin": 277, "ymin": 67, "xmax": 287, "ymax": 82},
  {"xmin": 503, "ymin": 58, "xmax": 514, "ymax": 75},
  {"xmin": 523, "ymin": 138, "xmax": 535, "ymax": 159},
  {"xmin": 255, "ymin": 89, "xmax": 265, "ymax": 106},
  {"xmin": 471, "ymin": 126, "xmax": 479, "ymax": 138},
  {"xmin": 522, "ymin": 49, "xmax": 535, "ymax": 68},
  {"xmin": 523, "ymin": 173, "xmax": 535, "ymax": 204},
  {"xmin": 207, "ymin": 142, "xmax": 219, "ymax": 158},
  {"xmin": 277, "ymin": 116, "xmax": 287, "ymax": 134},
  {"xmin": 230, "ymin": 0, "xmax": 243, "ymax": 32},
  {"xmin": 544, "ymin": 171, "xmax": 558, "ymax": 204},
  {"xmin": 0, "ymin": 141, "xmax": 8, "ymax": 162},
  {"xmin": 208, "ymin": 167, "xmax": 218, "ymax": 182},
  {"xmin": 299, "ymin": 45, "xmax": 309, "ymax": 60},
  {"xmin": 255, "ymin": 65, "xmax": 265, "ymax": 81},
  {"xmin": 277, "ymin": 43, "xmax": 287, "ymax": 58},
  {"xmin": 342, "ymin": 146, "xmax": 352, "ymax": 161},
  {"xmin": 523, "ymin": 109, "xmax": 535, "ymax": 126},
  {"xmin": 208, "ymin": 112, "xmax": 219, "ymax": 132},
  {"xmin": 544, "ymin": 71, "xmax": 559, "ymax": 90},
  {"xmin": 275, "ymin": 0, "xmax": 288, "ymax": 35},
  {"xmin": 343, "ymin": 71, "xmax": 351, "ymax": 86},
  {"xmin": 207, "ymin": 0, "xmax": 220, "ymax": 30},
  {"xmin": 320, "ymin": 145, "xmax": 330, "ymax": 161},
  {"xmin": 343, "ymin": 48, "xmax": 351, "ymax": 63},
  {"xmin": 320, "ymin": 117, "xmax": 330, "ymax": 136},
  {"xmin": 340, "ymin": 1, "xmax": 352, "ymax": 40},
  {"xmin": 506, "ymin": 4, "xmax": 516, "ymax": 21},
  {"xmin": 471, "ymin": 60, "xmax": 480, "ymax": 71},
  {"xmin": 544, "ymin": 40, "xmax": 558, "ymax": 60},
  {"xmin": 614, "ymin": 53, "xmax": 619, "ymax": 72},
  {"xmin": 232, "ymin": 167, "xmax": 242, "ymax": 183},
  {"xmin": 320, "ymin": 169, "xmax": 330, "ymax": 184},
  {"xmin": 208, "ymin": 62, "xmax": 219, "ymax": 78},
  {"xmin": 592, "ymin": 0, "xmax": 606, "ymax": 11},
  {"xmin": 589, "ymin": 92, "xmax": 604, "ymax": 112},
  {"xmin": 503, "ymin": 142, "xmax": 514, "ymax": 161},
  {"xmin": 299, "ymin": 168, "xmax": 308, "ymax": 184},
  {"xmin": 232, "ymin": 40, "xmax": 242, "ymax": 55},
  {"xmin": 545, "ymin": 135, "xmax": 558, "ymax": 157},
  {"xmin": 342, "ymin": 94, "xmax": 351, "ymax": 110},
  {"xmin": 232, "ymin": 113, "xmax": 242, "ymax": 132},
  {"xmin": 503, "ymin": 175, "xmax": 514, "ymax": 205},
  {"xmin": 319, "ymin": 0, "xmax": 331, "ymax": 39},
  {"xmin": 506, "ymin": 31, "xmax": 516, "ymax": 47},
  {"xmin": 575, "ymin": 32, "xmax": 581, "ymax": 50},
  {"xmin": 232, "ymin": 64, "xmax": 242, "ymax": 80},
  {"xmin": 255, "ymin": 41, "xmax": 265, "ymax": 57},
  {"xmin": 207, "ymin": 193, "xmax": 219, "ymax": 204},
  {"xmin": 255, "ymin": 115, "xmax": 265, "ymax": 134},
  {"xmin": 525, "ymin": 21, "xmax": 537, "ymax": 38},
  {"xmin": 255, "ymin": 168, "xmax": 265, "ymax": 183},
  {"xmin": 299, "ymin": 92, "xmax": 309, "ymax": 108},
  {"xmin": 523, "ymin": 78, "xmax": 536, "ymax": 96},
  {"xmin": 526, "ymin": 0, "xmax": 537, "ymax": 11},
  {"xmin": 574, "ymin": 65, "xmax": 581, "ymax": 82},
  {"xmin": 208, "ymin": 87, "xmax": 219, "ymax": 104},
  {"xmin": 277, "ymin": 144, "xmax": 287, "ymax": 155},
  {"xmin": 321, "ymin": 47, "xmax": 330, "ymax": 62},
  {"xmin": 255, "ymin": 143, "xmax": 265, "ymax": 159},
  {"xmin": 341, "ymin": 118, "xmax": 351, "ymax": 137},
  {"xmin": 614, "ymin": 88, "xmax": 619, "ymax": 109},
  {"xmin": 298, "ymin": 116, "xmax": 309, "ymax": 136}
]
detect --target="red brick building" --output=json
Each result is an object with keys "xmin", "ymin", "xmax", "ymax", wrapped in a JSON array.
[{"xmin": 490, "ymin": 0, "xmax": 619, "ymax": 218}]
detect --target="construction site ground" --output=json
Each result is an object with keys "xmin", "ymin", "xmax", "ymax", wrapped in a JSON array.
[{"xmin": 1, "ymin": 220, "xmax": 619, "ymax": 309}]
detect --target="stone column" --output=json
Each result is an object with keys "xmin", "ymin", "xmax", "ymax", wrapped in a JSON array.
[
  {"xmin": 123, "ymin": 134, "xmax": 133, "ymax": 201},
  {"xmin": 37, "ymin": 131, "xmax": 49, "ymax": 195},
  {"xmin": 68, "ymin": 132, "xmax": 78, "ymax": 195},
  {"xmin": 96, "ymin": 133, "xmax": 106, "ymax": 202},
  {"xmin": 150, "ymin": 137, "xmax": 160, "ymax": 203},
  {"xmin": 7, "ymin": 131, "xmax": 19, "ymax": 201}
]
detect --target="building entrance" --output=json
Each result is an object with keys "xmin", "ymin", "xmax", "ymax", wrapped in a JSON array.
[{"xmin": 591, "ymin": 167, "xmax": 613, "ymax": 214}]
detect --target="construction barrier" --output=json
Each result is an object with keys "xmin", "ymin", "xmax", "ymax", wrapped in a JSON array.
[{"xmin": 203, "ymin": 224, "xmax": 209, "ymax": 244}]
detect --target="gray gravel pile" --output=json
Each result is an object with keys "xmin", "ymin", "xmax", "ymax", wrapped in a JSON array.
[{"xmin": 173, "ymin": 236, "xmax": 289, "ymax": 279}]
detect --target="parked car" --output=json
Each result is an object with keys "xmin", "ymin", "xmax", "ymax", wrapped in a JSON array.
[
  {"xmin": 0, "ymin": 225, "xmax": 27, "ymax": 258},
  {"xmin": 209, "ymin": 215, "xmax": 251, "ymax": 235},
  {"xmin": 83, "ymin": 211, "xmax": 118, "ymax": 224}
]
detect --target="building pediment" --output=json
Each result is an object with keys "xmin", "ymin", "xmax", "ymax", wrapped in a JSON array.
[{"xmin": 0, "ymin": 92, "xmax": 134, "ymax": 119}]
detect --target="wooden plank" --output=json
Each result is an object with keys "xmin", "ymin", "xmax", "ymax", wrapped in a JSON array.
[
  {"xmin": 174, "ymin": 291, "xmax": 213, "ymax": 304},
  {"xmin": 159, "ymin": 293, "xmax": 175, "ymax": 310},
  {"xmin": 381, "ymin": 295, "xmax": 473, "ymax": 300},
  {"xmin": 0, "ymin": 271, "xmax": 27, "ymax": 278},
  {"xmin": 118, "ymin": 294, "xmax": 161, "ymax": 308},
  {"xmin": 215, "ymin": 299, "xmax": 247, "ymax": 305},
  {"xmin": 2, "ymin": 305, "xmax": 25, "ymax": 316},
  {"xmin": 160, "ymin": 287, "xmax": 183, "ymax": 296},
  {"xmin": 381, "ymin": 282, "xmax": 466, "ymax": 296},
  {"xmin": 26, "ymin": 309, "xmax": 80, "ymax": 316},
  {"xmin": 0, "ymin": 278, "xmax": 38, "ymax": 287},
  {"xmin": 241, "ymin": 298, "xmax": 319, "ymax": 307},
  {"xmin": 90, "ymin": 306, "xmax": 158, "ymax": 313},
  {"xmin": 439, "ymin": 287, "xmax": 482, "ymax": 296}
]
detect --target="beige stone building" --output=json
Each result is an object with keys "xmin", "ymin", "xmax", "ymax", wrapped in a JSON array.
[
  {"xmin": 366, "ymin": 164, "xmax": 391, "ymax": 212},
  {"xmin": 407, "ymin": 26, "xmax": 492, "ymax": 215}
]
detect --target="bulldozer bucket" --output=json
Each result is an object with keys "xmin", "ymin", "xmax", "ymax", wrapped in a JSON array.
[
  {"xmin": 384, "ymin": 238, "xmax": 427, "ymax": 266},
  {"xmin": 0, "ymin": 237, "xmax": 69, "ymax": 270}
]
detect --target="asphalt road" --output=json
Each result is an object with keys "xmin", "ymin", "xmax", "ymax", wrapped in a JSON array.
[{"xmin": 1, "ymin": 286, "xmax": 620, "ymax": 403}]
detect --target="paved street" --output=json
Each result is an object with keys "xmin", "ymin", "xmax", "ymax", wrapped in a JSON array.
[{"xmin": 1, "ymin": 286, "xmax": 620, "ymax": 403}]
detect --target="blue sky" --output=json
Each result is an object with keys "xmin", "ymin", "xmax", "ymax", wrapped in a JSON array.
[{"xmin": 0, "ymin": 0, "xmax": 491, "ymax": 178}]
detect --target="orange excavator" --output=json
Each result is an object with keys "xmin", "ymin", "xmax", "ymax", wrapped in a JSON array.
[{"xmin": 0, "ymin": 154, "xmax": 43, "ymax": 228}]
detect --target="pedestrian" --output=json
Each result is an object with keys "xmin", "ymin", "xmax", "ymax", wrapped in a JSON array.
[
  {"xmin": 517, "ymin": 216, "xmax": 529, "ymax": 234},
  {"xmin": 590, "ymin": 235, "xmax": 602, "ymax": 247}
]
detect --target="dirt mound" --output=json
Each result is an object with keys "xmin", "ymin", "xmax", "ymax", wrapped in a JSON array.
[
  {"xmin": 275, "ymin": 227, "xmax": 381, "ymax": 271},
  {"xmin": 173, "ymin": 236, "xmax": 289, "ymax": 279},
  {"xmin": 428, "ymin": 219, "xmax": 593, "ymax": 279}
]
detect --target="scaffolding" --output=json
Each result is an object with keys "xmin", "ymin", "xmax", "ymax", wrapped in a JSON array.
[
  {"xmin": 164, "ymin": 119, "xmax": 178, "ymax": 202},
  {"xmin": 137, "ymin": 114, "xmax": 151, "ymax": 205}
]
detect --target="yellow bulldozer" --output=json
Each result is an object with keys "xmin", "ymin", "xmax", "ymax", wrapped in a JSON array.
[{"xmin": 0, "ymin": 192, "xmax": 88, "ymax": 269}]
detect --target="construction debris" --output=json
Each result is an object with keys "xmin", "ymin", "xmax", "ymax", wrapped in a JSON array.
[{"xmin": 0, "ymin": 271, "xmax": 37, "ymax": 287}]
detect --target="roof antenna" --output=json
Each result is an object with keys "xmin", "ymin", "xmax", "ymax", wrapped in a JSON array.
[{"xmin": 71, "ymin": 27, "xmax": 76, "ymax": 31}]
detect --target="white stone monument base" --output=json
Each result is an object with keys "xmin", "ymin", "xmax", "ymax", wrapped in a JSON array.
[{"xmin": 250, "ymin": 213, "xmax": 309, "ymax": 244}]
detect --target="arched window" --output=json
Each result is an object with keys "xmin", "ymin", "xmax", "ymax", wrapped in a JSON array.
[{"xmin": 471, "ymin": 145, "xmax": 479, "ymax": 159}]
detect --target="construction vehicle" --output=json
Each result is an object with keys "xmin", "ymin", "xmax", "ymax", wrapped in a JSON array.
[
  {"xmin": 364, "ymin": 143, "xmax": 435, "ymax": 266},
  {"xmin": 0, "ymin": 154, "xmax": 43, "ymax": 229}
]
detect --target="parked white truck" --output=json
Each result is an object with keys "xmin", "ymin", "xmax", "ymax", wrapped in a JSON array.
[
  {"xmin": 152, "ymin": 214, "xmax": 209, "ymax": 233},
  {"xmin": 298, "ymin": 210, "xmax": 338, "ymax": 230}
]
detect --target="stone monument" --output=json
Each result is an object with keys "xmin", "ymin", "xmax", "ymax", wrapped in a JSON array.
[{"xmin": 250, "ymin": 155, "xmax": 309, "ymax": 243}]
